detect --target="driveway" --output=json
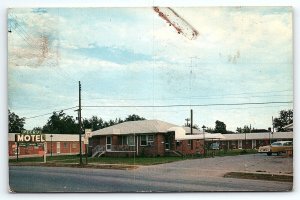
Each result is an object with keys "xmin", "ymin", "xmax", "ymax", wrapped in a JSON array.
[{"xmin": 137, "ymin": 154, "xmax": 293, "ymax": 179}]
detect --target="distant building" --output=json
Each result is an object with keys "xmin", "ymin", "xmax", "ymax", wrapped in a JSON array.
[
  {"xmin": 218, "ymin": 132, "xmax": 293, "ymax": 149},
  {"xmin": 8, "ymin": 133, "xmax": 85, "ymax": 157}
]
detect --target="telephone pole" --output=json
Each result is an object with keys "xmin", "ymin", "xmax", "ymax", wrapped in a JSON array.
[
  {"xmin": 78, "ymin": 81, "xmax": 83, "ymax": 165},
  {"xmin": 190, "ymin": 109, "xmax": 193, "ymax": 135}
]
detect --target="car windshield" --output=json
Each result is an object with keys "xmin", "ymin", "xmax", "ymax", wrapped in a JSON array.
[{"xmin": 271, "ymin": 142, "xmax": 282, "ymax": 146}]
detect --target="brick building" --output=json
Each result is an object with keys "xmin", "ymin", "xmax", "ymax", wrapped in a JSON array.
[
  {"xmin": 9, "ymin": 133, "xmax": 85, "ymax": 157},
  {"xmin": 218, "ymin": 132, "xmax": 293, "ymax": 150},
  {"xmin": 91, "ymin": 120, "xmax": 224, "ymax": 157}
]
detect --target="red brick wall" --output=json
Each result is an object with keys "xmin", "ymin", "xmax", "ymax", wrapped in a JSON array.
[
  {"xmin": 9, "ymin": 141, "xmax": 85, "ymax": 156},
  {"xmin": 175, "ymin": 139, "xmax": 204, "ymax": 155}
]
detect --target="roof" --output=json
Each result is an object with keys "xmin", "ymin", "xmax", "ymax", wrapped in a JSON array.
[
  {"xmin": 92, "ymin": 119, "xmax": 200, "ymax": 136},
  {"xmin": 283, "ymin": 123, "xmax": 293, "ymax": 130},
  {"xmin": 220, "ymin": 132, "xmax": 293, "ymax": 141},
  {"xmin": 8, "ymin": 133, "xmax": 83, "ymax": 142}
]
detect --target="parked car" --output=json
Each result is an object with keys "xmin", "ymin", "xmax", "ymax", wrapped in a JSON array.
[{"xmin": 258, "ymin": 141, "xmax": 293, "ymax": 156}]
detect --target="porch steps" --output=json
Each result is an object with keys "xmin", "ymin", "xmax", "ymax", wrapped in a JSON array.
[
  {"xmin": 165, "ymin": 150, "xmax": 183, "ymax": 157},
  {"xmin": 91, "ymin": 145, "xmax": 106, "ymax": 158},
  {"xmin": 98, "ymin": 151, "xmax": 106, "ymax": 157}
]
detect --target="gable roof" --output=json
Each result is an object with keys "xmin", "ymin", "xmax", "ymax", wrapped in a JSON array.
[{"xmin": 92, "ymin": 119, "xmax": 200, "ymax": 136}]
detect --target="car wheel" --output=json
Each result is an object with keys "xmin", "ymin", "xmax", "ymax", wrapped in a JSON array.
[{"xmin": 267, "ymin": 152, "xmax": 272, "ymax": 156}]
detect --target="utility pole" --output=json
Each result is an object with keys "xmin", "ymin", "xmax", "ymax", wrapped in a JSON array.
[
  {"xmin": 272, "ymin": 116, "xmax": 274, "ymax": 142},
  {"xmin": 185, "ymin": 118, "xmax": 190, "ymax": 127},
  {"xmin": 202, "ymin": 125, "xmax": 206, "ymax": 157},
  {"xmin": 78, "ymin": 81, "xmax": 83, "ymax": 165},
  {"xmin": 190, "ymin": 109, "xmax": 193, "ymax": 135}
]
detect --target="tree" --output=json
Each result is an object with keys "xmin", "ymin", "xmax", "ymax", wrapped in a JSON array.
[
  {"xmin": 236, "ymin": 125, "xmax": 253, "ymax": 133},
  {"xmin": 124, "ymin": 114, "xmax": 145, "ymax": 122},
  {"xmin": 8, "ymin": 109, "xmax": 25, "ymax": 133},
  {"xmin": 32, "ymin": 127, "xmax": 42, "ymax": 132},
  {"xmin": 42, "ymin": 111, "xmax": 77, "ymax": 134},
  {"xmin": 82, "ymin": 114, "xmax": 146, "ymax": 131},
  {"xmin": 214, "ymin": 120, "xmax": 227, "ymax": 134},
  {"xmin": 205, "ymin": 127, "xmax": 215, "ymax": 133},
  {"xmin": 273, "ymin": 109, "xmax": 293, "ymax": 132},
  {"xmin": 83, "ymin": 116, "xmax": 104, "ymax": 131}
]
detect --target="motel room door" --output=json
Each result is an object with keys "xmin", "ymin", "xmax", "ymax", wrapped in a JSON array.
[{"xmin": 57, "ymin": 142, "xmax": 60, "ymax": 154}]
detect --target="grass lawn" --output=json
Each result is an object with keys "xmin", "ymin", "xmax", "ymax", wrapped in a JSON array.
[
  {"xmin": 9, "ymin": 149, "xmax": 258, "ymax": 166},
  {"xmin": 9, "ymin": 155, "xmax": 189, "ymax": 165},
  {"xmin": 206, "ymin": 149, "xmax": 258, "ymax": 157}
]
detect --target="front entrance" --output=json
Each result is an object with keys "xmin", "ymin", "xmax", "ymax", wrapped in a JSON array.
[
  {"xmin": 106, "ymin": 136, "xmax": 112, "ymax": 151},
  {"xmin": 57, "ymin": 142, "xmax": 60, "ymax": 154},
  {"xmin": 164, "ymin": 133, "xmax": 173, "ymax": 150},
  {"xmin": 238, "ymin": 140, "xmax": 242, "ymax": 149}
]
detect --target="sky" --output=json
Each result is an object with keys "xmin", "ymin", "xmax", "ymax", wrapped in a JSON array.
[{"xmin": 7, "ymin": 7, "xmax": 293, "ymax": 132}]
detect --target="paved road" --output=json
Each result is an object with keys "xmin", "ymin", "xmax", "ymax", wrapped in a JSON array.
[{"xmin": 9, "ymin": 154, "xmax": 293, "ymax": 192}]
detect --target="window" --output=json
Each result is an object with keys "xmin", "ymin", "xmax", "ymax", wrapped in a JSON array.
[
  {"xmin": 128, "ymin": 135, "xmax": 135, "ymax": 146},
  {"xmin": 72, "ymin": 142, "xmax": 77, "ymax": 148},
  {"xmin": 140, "ymin": 135, "xmax": 154, "ymax": 146},
  {"xmin": 121, "ymin": 136, "xmax": 128, "ymax": 145},
  {"xmin": 188, "ymin": 140, "xmax": 192, "ymax": 146},
  {"xmin": 147, "ymin": 135, "xmax": 154, "ymax": 145},
  {"xmin": 63, "ymin": 142, "xmax": 68, "ymax": 148},
  {"xmin": 140, "ymin": 135, "xmax": 147, "ymax": 146}
]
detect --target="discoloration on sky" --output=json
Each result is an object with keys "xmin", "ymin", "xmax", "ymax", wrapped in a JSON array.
[{"xmin": 153, "ymin": 7, "xmax": 199, "ymax": 40}]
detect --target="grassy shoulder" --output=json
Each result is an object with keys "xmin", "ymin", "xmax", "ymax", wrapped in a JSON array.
[{"xmin": 224, "ymin": 172, "xmax": 293, "ymax": 182}]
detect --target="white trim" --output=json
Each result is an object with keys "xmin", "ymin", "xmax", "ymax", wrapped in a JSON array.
[{"xmin": 140, "ymin": 134, "xmax": 154, "ymax": 146}]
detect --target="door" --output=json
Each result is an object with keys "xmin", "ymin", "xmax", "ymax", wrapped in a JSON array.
[
  {"xmin": 164, "ymin": 134, "xmax": 171, "ymax": 150},
  {"xmin": 238, "ymin": 140, "xmax": 242, "ymax": 149},
  {"xmin": 57, "ymin": 142, "xmax": 60, "ymax": 154},
  {"xmin": 106, "ymin": 136, "xmax": 112, "ymax": 151}
]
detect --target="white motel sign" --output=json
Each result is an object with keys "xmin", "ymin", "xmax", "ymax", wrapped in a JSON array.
[{"xmin": 15, "ymin": 134, "xmax": 46, "ymax": 143}]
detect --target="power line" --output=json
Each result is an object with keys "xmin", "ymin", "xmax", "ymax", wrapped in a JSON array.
[
  {"xmin": 80, "ymin": 89, "xmax": 292, "ymax": 101},
  {"xmin": 24, "ymin": 106, "xmax": 78, "ymax": 119},
  {"xmin": 82, "ymin": 101, "xmax": 292, "ymax": 108}
]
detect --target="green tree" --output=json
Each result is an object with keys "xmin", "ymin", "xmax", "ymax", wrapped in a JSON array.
[
  {"xmin": 32, "ymin": 127, "xmax": 42, "ymax": 132},
  {"xmin": 8, "ymin": 109, "xmax": 25, "ymax": 133},
  {"xmin": 42, "ymin": 111, "xmax": 77, "ymax": 134},
  {"xmin": 273, "ymin": 109, "xmax": 293, "ymax": 132},
  {"xmin": 214, "ymin": 120, "xmax": 227, "ymax": 134},
  {"xmin": 124, "ymin": 114, "xmax": 145, "ymax": 122},
  {"xmin": 205, "ymin": 127, "xmax": 215, "ymax": 133},
  {"xmin": 236, "ymin": 125, "xmax": 253, "ymax": 133},
  {"xmin": 83, "ymin": 116, "xmax": 104, "ymax": 131}
]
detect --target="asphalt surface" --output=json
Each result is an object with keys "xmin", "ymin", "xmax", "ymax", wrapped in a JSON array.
[{"xmin": 9, "ymin": 154, "xmax": 293, "ymax": 192}]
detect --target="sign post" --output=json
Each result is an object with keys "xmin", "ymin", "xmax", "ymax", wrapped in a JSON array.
[
  {"xmin": 44, "ymin": 142, "xmax": 47, "ymax": 163},
  {"xmin": 84, "ymin": 129, "xmax": 92, "ymax": 165},
  {"xmin": 16, "ymin": 142, "xmax": 19, "ymax": 162},
  {"xmin": 15, "ymin": 131, "xmax": 46, "ymax": 162}
]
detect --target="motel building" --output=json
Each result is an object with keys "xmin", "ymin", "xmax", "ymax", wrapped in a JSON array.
[
  {"xmin": 218, "ymin": 132, "xmax": 293, "ymax": 150},
  {"xmin": 8, "ymin": 121, "xmax": 293, "ymax": 158},
  {"xmin": 9, "ymin": 133, "xmax": 85, "ymax": 157},
  {"xmin": 90, "ymin": 119, "xmax": 225, "ymax": 157}
]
